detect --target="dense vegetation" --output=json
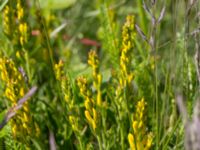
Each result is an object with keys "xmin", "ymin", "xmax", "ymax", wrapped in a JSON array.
[{"xmin": 0, "ymin": 0, "xmax": 200, "ymax": 149}]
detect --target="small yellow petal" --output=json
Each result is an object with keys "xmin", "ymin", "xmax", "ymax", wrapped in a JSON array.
[
  {"xmin": 85, "ymin": 110, "xmax": 93, "ymax": 124},
  {"xmin": 128, "ymin": 133, "xmax": 136, "ymax": 150}
]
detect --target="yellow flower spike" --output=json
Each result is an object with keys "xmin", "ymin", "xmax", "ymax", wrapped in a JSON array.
[
  {"xmin": 19, "ymin": 87, "xmax": 25, "ymax": 97},
  {"xmin": 140, "ymin": 114, "xmax": 144, "ymax": 121},
  {"xmin": 3, "ymin": 5, "xmax": 12, "ymax": 36},
  {"xmin": 56, "ymin": 62, "xmax": 82, "ymax": 133},
  {"xmin": 97, "ymin": 74, "xmax": 102, "ymax": 83},
  {"xmin": 19, "ymin": 23, "xmax": 24, "ymax": 33},
  {"xmin": 138, "ymin": 121, "xmax": 143, "ymax": 129},
  {"xmin": 88, "ymin": 50, "xmax": 99, "ymax": 68},
  {"xmin": 128, "ymin": 98, "xmax": 153, "ymax": 150},
  {"xmin": 77, "ymin": 75, "xmax": 100, "ymax": 132},
  {"xmin": 5, "ymin": 86, "xmax": 16, "ymax": 103},
  {"xmin": 87, "ymin": 50, "xmax": 102, "ymax": 106},
  {"xmin": 22, "ymin": 123, "xmax": 28, "ymax": 129},
  {"xmin": 15, "ymin": 0, "xmax": 29, "ymax": 46},
  {"xmin": 119, "ymin": 15, "xmax": 135, "ymax": 90},
  {"xmin": 54, "ymin": 60, "xmax": 64, "ymax": 80},
  {"xmin": 85, "ymin": 98, "xmax": 92, "ymax": 110},
  {"xmin": 119, "ymin": 78, "xmax": 124, "ymax": 87},
  {"xmin": 18, "ymin": 22, "xmax": 28, "ymax": 45},
  {"xmin": 92, "ymin": 108, "xmax": 97, "ymax": 123},
  {"xmin": 85, "ymin": 111, "xmax": 93, "ymax": 125},
  {"xmin": 23, "ymin": 104, "xmax": 29, "ymax": 112},
  {"xmin": 128, "ymin": 133, "xmax": 136, "ymax": 150},
  {"xmin": 69, "ymin": 115, "xmax": 77, "ymax": 131},
  {"xmin": 0, "ymin": 56, "xmax": 39, "ymax": 143},
  {"xmin": 132, "ymin": 121, "xmax": 138, "ymax": 132},
  {"xmin": 22, "ymin": 112, "xmax": 28, "ymax": 122},
  {"xmin": 20, "ymin": 36, "xmax": 24, "ymax": 46},
  {"xmin": 5, "ymin": 87, "xmax": 11, "ymax": 97},
  {"xmin": 17, "ymin": 6, "xmax": 24, "ymax": 20},
  {"xmin": 12, "ymin": 124, "xmax": 17, "ymax": 137},
  {"xmin": 0, "ymin": 59, "xmax": 4, "ymax": 69},
  {"xmin": 145, "ymin": 133, "xmax": 153, "ymax": 149},
  {"xmin": 18, "ymin": 73, "xmax": 22, "ymax": 81},
  {"xmin": 1, "ymin": 71, "xmax": 8, "ymax": 81},
  {"xmin": 97, "ymin": 90, "xmax": 102, "ymax": 106}
]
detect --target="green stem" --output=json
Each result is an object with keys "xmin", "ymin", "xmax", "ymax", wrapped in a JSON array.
[
  {"xmin": 97, "ymin": 135, "xmax": 103, "ymax": 150},
  {"xmin": 24, "ymin": 49, "xmax": 32, "ymax": 83},
  {"xmin": 102, "ymin": 109, "xmax": 107, "ymax": 149},
  {"xmin": 77, "ymin": 136, "xmax": 83, "ymax": 150},
  {"xmin": 35, "ymin": 0, "xmax": 55, "ymax": 77},
  {"xmin": 137, "ymin": 0, "xmax": 147, "ymax": 34},
  {"xmin": 120, "ymin": 122, "xmax": 125, "ymax": 150}
]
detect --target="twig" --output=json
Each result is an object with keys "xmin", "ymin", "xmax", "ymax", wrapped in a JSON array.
[
  {"xmin": 135, "ymin": 24, "xmax": 148, "ymax": 43},
  {"xmin": 176, "ymin": 94, "xmax": 188, "ymax": 124},
  {"xmin": 49, "ymin": 130, "xmax": 57, "ymax": 150},
  {"xmin": 0, "ymin": 86, "xmax": 37, "ymax": 130}
]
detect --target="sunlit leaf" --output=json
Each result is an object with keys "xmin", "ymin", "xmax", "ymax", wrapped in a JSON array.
[
  {"xmin": 38, "ymin": 0, "xmax": 76, "ymax": 10},
  {"xmin": 0, "ymin": 110, "xmax": 8, "ymax": 138}
]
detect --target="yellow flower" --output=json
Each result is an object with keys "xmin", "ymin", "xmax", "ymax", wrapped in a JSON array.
[
  {"xmin": 77, "ymin": 76, "xmax": 99, "ymax": 131},
  {"xmin": 85, "ymin": 110, "xmax": 96, "ymax": 130},
  {"xmin": 146, "ymin": 133, "xmax": 153, "ymax": 149},
  {"xmin": 54, "ymin": 60, "xmax": 64, "ymax": 80},
  {"xmin": 3, "ymin": 5, "xmax": 12, "ymax": 36},
  {"xmin": 128, "ymin": 133, "xmax": 136, "ymax": 150},
  {"xmin": 0, "ymin": 57, "xmax": 39, "ymax": 142},
  {"xmin": 85, "ymin": 98, "xmax": 92, "ymax": 111},
  {"xmin": 17, "ymin": 0, "xmax": 24, "ymax": 20},
  {"xmin": 88, "ymin": 50, "xmax": 102, "ymax": 106},
  {"xmin": 128, "ymin": 98, "xmax": 153, "ymax": 150},
  {"xmin": 133, "ymin": 121, "xmax": 138, "ymax": 132},
  {"xmin": 118, "ymin": 15, "xmax": 135, "ymax": 89}
]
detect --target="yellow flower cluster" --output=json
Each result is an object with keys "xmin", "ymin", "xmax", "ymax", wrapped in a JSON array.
[
  {"xmin": 77, "ymin": 77, "xmax": 98, "ymax": 131},
  {"xmin": 0, "ymin": 57, "xmax": 40, "ymax": 141},
  {"xmin": 17, "ymin": 0, "xmax": 28, "ymax": 46},
  {"xmin": 88, "ymin": 50, "xmax": 102, "ymax": 106},
  {"xmin": 120, "ymin": 15, "xmax": 135, "ymax": 87},
  {"xmin": 3, "ymin": 0, "xmax": 28, "ymax": 47},
  {"xmin": 54, "ymin": 60, "xmax": 64, "ymax": 81},
  {"xmin": 55, "ymin": 60, "xmax": 70, "ymax": 102},
  {"xmin": 115, "ymin": 15, "xmax": 135, "ymax": 105},
  {"xmin": 128, "ymin": 98, "xmax": 153, "ymax": 150},
  {"xmin": 0, "ymin": 58, "xmax": 25, "ymax": 104},
  {"xmin": 55, "ymin": 60, "xmax": 81, "ymax": 132},
  {"xmin": 3, "ymin": 5, "xmax": 12, "ymax": 36}
]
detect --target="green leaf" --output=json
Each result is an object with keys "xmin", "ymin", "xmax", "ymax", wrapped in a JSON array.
[
  {"xmin": 38, "ymin": 0, "xmax": 77, "ymax": 10},
  {"xmin": 0, "ymin": 110, "xmax": 9, "ymax": 138},
  {"xmin": 0, "ymin": 0, "xmax": 8, "ymax": 11},
  {"xmin": 31, "ymin": 139, "xmax": 43, "ymax": 150},
  {"xmin": 0, "ymin": 110, "xmax": 5, "ymax": 121}
]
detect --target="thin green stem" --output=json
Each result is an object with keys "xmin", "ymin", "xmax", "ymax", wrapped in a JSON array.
[
  {"xmin": 97, "ymin": 135, "xmax": 103, "ymax": 150},
  {"xmin": 35, "ymin": 0, "xmax": 55, "ymax": 77},
  {"xmin": 137, "ymin": 0, "xmax": 147, "ymax": 34},
  {"xmin": 120, "ymin": 122, "xmax": 125, "ymax": 150},
  {"xmin": 24, "ymin": 49, "xmax": 32, "ymax": 83},
  {"xmin": 77, "ymin": 136, "xmax": 83, "ymax": 150},
  {"xmin": 102, "ymin": 108, "xmax": 107, "ymax": 149}
]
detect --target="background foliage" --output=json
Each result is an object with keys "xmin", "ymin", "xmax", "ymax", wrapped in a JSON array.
[{"xmin": 0, "ymin": 0, "xmax": 200, "ymax": 149}]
